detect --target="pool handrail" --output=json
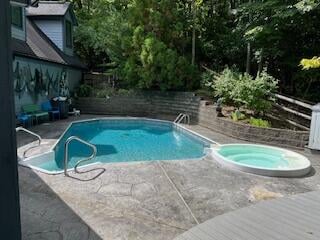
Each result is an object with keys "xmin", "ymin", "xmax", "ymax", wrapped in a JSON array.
[
  {"xmin": 16, "ymin": 127, "xmax": 42, "ymax": 159},
  {"xmin": 174, "ymin": 113, "xmax": 190, "ymax": 125},
  {"xmin": 64, "ymin": 136, "xmax": 97, "ymax": 176},
  {"xmin": 16, "ymin": 126, "xmax": 42, "ymax": 145}
]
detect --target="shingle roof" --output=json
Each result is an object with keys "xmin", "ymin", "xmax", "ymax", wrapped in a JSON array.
[
  {"xmin": 13, "ymin": 19, "xmax": 86, "ymax": 70},
  {"xmin": 26, "ymin": 1, "xmax": 70, "ymax": 17},
  {"xmin": 26, "ymin": 19, "xmax": 65, "ymax": 63},
  {"xmin": 12, "ymin": 38, "xmax": 36, "ymax": 58}
]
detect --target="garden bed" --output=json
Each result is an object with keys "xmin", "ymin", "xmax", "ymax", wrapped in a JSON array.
[
  {"xmin": 198, "ymin": 103, "xmax": 309, "ymax": 149},
  {"xmin": 220, "ymin": 106, "xmax": 306, "ymax": 130}
]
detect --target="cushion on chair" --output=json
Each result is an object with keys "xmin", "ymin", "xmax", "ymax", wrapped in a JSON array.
[{"xmin": 41, "ymin": 101, "xmax": 53, "ymax": 111}]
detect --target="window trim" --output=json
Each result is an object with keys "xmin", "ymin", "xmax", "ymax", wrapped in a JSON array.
[
  {"xmin": 11, "ymin": 5, "xmax": 23, "ymax": 29},
  {"xmin": 65, "ymin": 20, "xmax": 72, "ymax": 48}
]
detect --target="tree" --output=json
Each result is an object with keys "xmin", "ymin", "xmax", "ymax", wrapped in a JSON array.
[
  {"xmin": 235, "ymin": 0, "xmax": 320, "ymax": 96},
  {"xmin": 71, "ymin": 0, "xmax": 320, "ymax": 100}
]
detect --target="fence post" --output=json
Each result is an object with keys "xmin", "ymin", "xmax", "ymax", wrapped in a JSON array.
[{"xmin": 308, "ymin": 103, "xmax": 320, "ymax": 150}]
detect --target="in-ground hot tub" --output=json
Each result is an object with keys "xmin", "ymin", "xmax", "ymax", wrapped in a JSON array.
[{"xmin": 211, "ymin": 144, "xmax": 311, "ymax": 177}]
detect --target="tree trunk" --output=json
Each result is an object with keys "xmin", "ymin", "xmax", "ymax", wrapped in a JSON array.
[
  {"xmin": 258, "ymin": 48, "xmax": 264, "ymax": 74},
  {"xmin": 246, "ymin": 42, "xmax": 251, "ymax": 74},
  {"xmin": 191, "ymin": 0, "xmax": 196, "ymax": 65},
  {"xmin": 246, "ymin": 0, "xmax": 252, "ymax": 74}
]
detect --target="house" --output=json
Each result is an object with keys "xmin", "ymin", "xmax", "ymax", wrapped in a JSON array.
[{"xmin": 11, "ymin": 0, "xmax": 86, "ymax": 113}]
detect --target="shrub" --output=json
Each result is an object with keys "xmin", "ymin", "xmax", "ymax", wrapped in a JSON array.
[
  {"xmin": 231, "ymin": 70, "xmax": 278, "ymax": 113},
  {"xmin": 121, "ymin": 33, "xmax": 200, "ymax": 91},
  {"xmin": 249, "ymin": 117, "xmax": 271, "ymax": 128},
  {"xmin": 76, "ymin": 84, "xmax": 93, "ymax": 97},
  {"xmin": 231, "ymin": 110, "xmax": 246, "ymax": 121},
  {"xmin": 95, "ymin": 88, "xmax": 115, "ymax": 98},
  {"xmin": 204, "ymin": 68, "xmax": 238, "ymax": 104},
  {"xmin": 204, "ymin": 68, "xmax": 278, "ymax": 113}
]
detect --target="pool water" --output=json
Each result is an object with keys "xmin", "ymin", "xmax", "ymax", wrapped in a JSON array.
[
  {"xmin": 35, "ymin": 119, "xmax": 211, "ymax": 172},
  {"xmin": 213, "ymin": 144, "xmax": 311, "ymax": 178},
  {"xmin": 217, "ymin": 145, "xmax": 289, "ymax": 169}
]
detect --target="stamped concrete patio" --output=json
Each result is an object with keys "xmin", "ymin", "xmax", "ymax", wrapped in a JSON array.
[{"xmin": 17, "ymin": 115, "xmax": 320, "ymax": 240}]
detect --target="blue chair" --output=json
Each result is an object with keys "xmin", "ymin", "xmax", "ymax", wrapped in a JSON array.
[
  {"xmin": 41, "ymin": 101, "xmax": 60, "ymax": 120},
  {"xmin": 17, "ymin": 113, "xmax": 32, "ymax": 127}
]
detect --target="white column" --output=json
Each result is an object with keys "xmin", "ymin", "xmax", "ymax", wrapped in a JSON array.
[{"xmin": 308, "ymin": 103, "xmax": 320, "ymax": 150}]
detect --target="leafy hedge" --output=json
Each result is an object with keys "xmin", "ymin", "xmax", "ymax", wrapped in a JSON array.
[{"xmin": 203, "ymin": 68, "xmax": 278, "ymax": 113}]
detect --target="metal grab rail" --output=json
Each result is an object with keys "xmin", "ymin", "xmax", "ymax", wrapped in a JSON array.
[
  {"xmin": 64, "ymin": 136, "xmax": 97, "ymax": 176},
  {"xmin": 174, "ymin": 113, "xmax": 190, "ymax": 125},
  {"xmin": 16, "ymin": 127, "xmax": 42, "ymax": 145},
  {"xmin": 174, "ymin": 113, "xmax": 184, "ymax": 123}
]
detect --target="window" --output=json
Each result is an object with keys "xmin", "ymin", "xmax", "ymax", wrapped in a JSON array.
[
  {"xmin": 66, "ymin": 20, "xmax": 72, "ymax": 48},
  {"xmin": 11, "ymin": 6, "xmax": 23, "ymax": 29}
]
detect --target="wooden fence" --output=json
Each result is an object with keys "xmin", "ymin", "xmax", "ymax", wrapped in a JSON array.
[
  {"xmin": 271, "ymin": 94, "xmax": 313, "ymax": 130},
  {"xmin": 83, "ymin": 72, "xmax": 118, "ymax": 88}
]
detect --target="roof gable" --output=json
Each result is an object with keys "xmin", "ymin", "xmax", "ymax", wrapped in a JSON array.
[
  {"xmin": 26, "ymin": 1, "xmax": 77, "ymax": 25},
  {"xmin": 13, "ymin": 18, "xmax": 86, "ymax": 69}
]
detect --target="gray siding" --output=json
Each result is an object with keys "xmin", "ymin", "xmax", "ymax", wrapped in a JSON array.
[
  {"xmin": 13, "ymin": 56, "xmax": 82, "ymax": 113},
  {"xmin": 34, "ymin": 19, "xmax": 64, "ymax": 50},
  {"xmin": 12, "ymin": 0, "xmax": 29, "ymax": 4},
  {"xmin": 11, "ymin": 6, "xmax": 26, "ymax": 41},
  {"xmin": 63, "ymin": 11, "xmax": 74, "ymax": 56}
]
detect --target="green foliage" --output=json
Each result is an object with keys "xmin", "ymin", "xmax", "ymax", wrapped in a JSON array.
[
  {"xmin": 231, "ymin": 110, "xmax": 246, "ymax": 122},
  {"xmin": 295, "ymin": 0, "xmax": 320, "ymax": 13},
  {"xmin": 204, "ymin": 68, "xmax": 278, "ymax": 113},
  {"xmin": 76, "ymin": 84, "xmax": 93, "ymax": 97},
  {"xmin": 71, "ymin": 0, "xmax": 320, "ymax": 100},
  {"xmin": 198, "ymin": 1, "xmax": 246, "ymax": 70},
  {"xmin": 232, "ymin": 70, "xmax": 279, "ymax": 113},
  {"xmin": 121, "ymin": 33, "xmax": 198, "ymax": 90},
  {"xmin": 73, "ymin": 0, "xmax": 199, "ymax": 90},
  {"xmin": 116, "ymin": 89, "xmax": 135, "ymax": 96},
  {"xmin": 95, "ymin": 88, "xmax": 115, "ymax": 98},
  {"xmin": 296, "ymin": 57, "xmax": 320, "ymax": 100},
  {"xmin": 249, "ymin": 117, "xmax": 271, "ymax": 128},
  {"xmin": 75, "ymin": 84, "xmax": 137, "ymax": 98},
  {"xmin": 300, "ymin": 57, "xmax": 320, "ymax": 69},
  {"xmin": 235, "ymin": 0, "xmax": 320, "ymax": 99},
  {"xmin": 204, "ymin": 68, "xmax": 238, "ymax": 104}
]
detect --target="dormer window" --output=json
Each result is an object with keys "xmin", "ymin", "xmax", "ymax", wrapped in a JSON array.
[
  {"xmin": 11, "ymin": 6, "xmax": 23, "ymax": 29},
  {"xmin": 66, "ymin": 20, "xmax": 72, "ymax": 48}
]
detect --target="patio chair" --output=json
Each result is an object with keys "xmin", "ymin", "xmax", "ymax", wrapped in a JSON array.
[
  {"xmin": 16, "ymin": 113, "xmax": 32, "ymax": 128},
  {"xmin": 41, "ymin": 101, "xmax": 60, "ymax": 120},
  {"xmin": 22, "ymin": 104, "xmax": 49, "ymax": 124}
]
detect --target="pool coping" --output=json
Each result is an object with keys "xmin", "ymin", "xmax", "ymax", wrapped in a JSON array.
[{"xmin": 18, "ymin": 117, "xmax": 219, "ymax": 175}]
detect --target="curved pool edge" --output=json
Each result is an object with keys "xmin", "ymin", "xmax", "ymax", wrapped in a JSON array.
[
  {"xmin": 210, "ymin": 144, "xmax": 312, "ymax": 177},
  {"xmin": 18, "ymin": 117, "xmax": 218, "ymax": 175}
]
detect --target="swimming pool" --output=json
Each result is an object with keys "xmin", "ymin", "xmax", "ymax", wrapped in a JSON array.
[
  {"xmin": 20, "ymin": 118, "xmax": 213, "ymax": 174},
  {"xmin": 211, "ymin": 144, "xmax": 311, "ymax": 177}
]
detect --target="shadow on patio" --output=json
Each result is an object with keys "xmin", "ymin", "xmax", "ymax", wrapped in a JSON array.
[{"xmin": 19, "ymin": 167, "xmax": 103, "ymax": 240}]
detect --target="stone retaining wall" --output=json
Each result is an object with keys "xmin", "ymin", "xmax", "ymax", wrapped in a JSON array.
[
  {"xmin": 198, "ymin": 102, "xmax": 309, "ymax": 148},
  {"xmin": 75, "ymin": 92, "xmax": 309, "ymax": 148},
  {"xmin": 75, "ymin": 92, "xmax": 201, "ymax": 122}
]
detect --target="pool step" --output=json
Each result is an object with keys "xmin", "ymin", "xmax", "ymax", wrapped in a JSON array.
[{"xmin": 17, "ymin": 139, "xmax": 55, "ymax": 161}]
